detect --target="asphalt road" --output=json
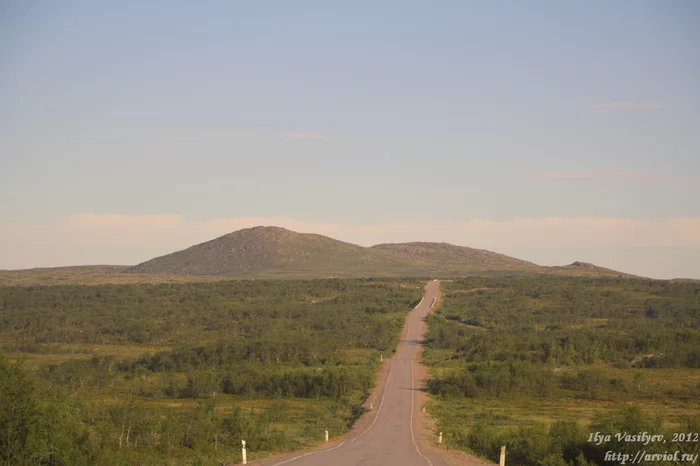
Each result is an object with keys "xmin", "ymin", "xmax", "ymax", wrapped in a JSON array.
[{"xmin": 260, "ymin": 279, "xmax": 447, "ymax": 466}]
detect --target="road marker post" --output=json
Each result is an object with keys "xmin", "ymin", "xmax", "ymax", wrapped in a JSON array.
[
  {"xmin": 439, "ymin": 432, "xmax": 443, "ymax": 444},
  {"xmin": 500, "ymin": 445, "xmax": 506, "ymax": 466},
  {"xmin": 370, "ymin": 403, "xmax": 373, "ymax": 411},
  {"xmin": 380, "ymin": 353, "xmax": 383, "ymax": 362},
  {"xmin": 325, "ymin": 430, "xmax": 329, "ymax": 442},
  {"xmin": 242, "ymin": 440, "xmax": 247, "ymax": 464}
]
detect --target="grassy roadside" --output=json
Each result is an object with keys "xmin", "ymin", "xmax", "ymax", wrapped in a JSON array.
[
  {"xmin": 422, "ymin": 277, "xmax": 700, "ymax": 465},
  {"xmin": 1, "ymin": 278, "xmax": 424, "ymax": 465}
]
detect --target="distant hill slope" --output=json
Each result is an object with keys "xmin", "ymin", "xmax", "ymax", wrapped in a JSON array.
[
  {"xmin": 123, "ymin": 226, "xmax": 633, "ymax": 279},
  {"xmin": 0, "ymin": 227, "xmax": 640, "ymax": 286},
  {"xmin": 371, "ymin": 242, "xmax": 540, "ymax": 271},
  {"xmin": 546, "ymin": 261, "xmax": 638, "ymax": 277},
  {"xmin": 125, "ymin": 226, "xmax": 408, "ymax": 277}
]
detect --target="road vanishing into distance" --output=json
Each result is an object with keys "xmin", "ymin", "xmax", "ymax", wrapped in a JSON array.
[{"xmin": 261, "ymin": 280, "xmax": 449, "ymax": 466}]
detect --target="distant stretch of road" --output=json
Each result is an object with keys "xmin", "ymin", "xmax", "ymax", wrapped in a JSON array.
[{"xmin": 261, "ymin": 280, "xmax": 447, "ymax": 466}]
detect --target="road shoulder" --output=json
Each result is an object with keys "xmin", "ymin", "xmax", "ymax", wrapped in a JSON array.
[{"xmin": 414, "ymin": 283, "xmax": 495, "ymax": 466}]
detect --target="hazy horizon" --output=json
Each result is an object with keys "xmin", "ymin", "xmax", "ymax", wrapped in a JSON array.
[
  {"xmin": 2, "ymin": 219, "xmax": 699, "ymax": 280},
  {"xmin": 2, "ymin": 2, "xmax": 699, "ymax": 279}
]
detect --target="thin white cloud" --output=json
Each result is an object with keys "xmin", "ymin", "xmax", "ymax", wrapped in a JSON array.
[
  {"xmin": 159, "ymin": 130, "xmax": 328, "ymax": 143},
  {"xmin": 585, "ymin": 102, "xmax": 668, "ymax": 109},
  {"xmin": 162, "ymin": 129, "xmax": 259, "ymax": 143},
  {"xmin": 276, "ymin": 131, "xmax": 327, "ymax": 140},
  {"xmin": 1, "ymin": 215, "xmax": 699, "ymax": 271},
  {"xmin": 525, "ymin": 170, "xmax": 698, "ymax": 190}
]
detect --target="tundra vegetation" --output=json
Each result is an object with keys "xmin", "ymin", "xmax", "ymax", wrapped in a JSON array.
[
  {"xmin": 425, "ymin": 276, "xmax": 700, "ymax": 465},
  {"xmin": 0, "ymin": 278, "xmax": 422, "ymax": 465}
]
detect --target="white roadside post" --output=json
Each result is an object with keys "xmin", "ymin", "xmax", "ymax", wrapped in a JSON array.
[
  {"xmin": 370, "ymin": 403, "xmax": 373, "ymax": 411},
  {"xmin": 380, "ymin": 353, "xmax": 383, "ymax": 362},
  {"xmin": 325, "ymin": 430, "xmax": 329, "ymax": 442},
  {"xmin": 242, "ymin": 440, "xmax": 247, "ymax": 464},
  {"xmin": 438, "ymin": 432, "xmax": 443, "ymax": 444},
  {"xmin": 500, "ymin": 445, "xmax": 506, "ymax": 466}
]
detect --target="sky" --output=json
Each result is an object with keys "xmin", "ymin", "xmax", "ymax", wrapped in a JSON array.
[{"xmin": 1, "ymin": 1, "xmax": 699, "ymax": 279}]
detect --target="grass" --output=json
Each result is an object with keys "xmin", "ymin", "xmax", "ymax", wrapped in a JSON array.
[
  {"xmin": 423, "ymin": 276, "xmax": 700, "ymax": 464},
  {"xmin": 0, "ymin": 265, "xmax": 229, "ymax": 286},
  {"xmin": 1, "ymin": 278, "xmax": 423, "ymax": 464},
  {"xmin": 430, "ymin": 385, "xmax": 700, "ymax": 439},
  {"xmin": 5, "ymin": 343, "xmax": 173, "ymax": 368}
]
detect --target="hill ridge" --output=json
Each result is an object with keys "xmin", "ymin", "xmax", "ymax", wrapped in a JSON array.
[{"xmin": 124, "ymin": 226, "xmax": 633, "ymax": 279}]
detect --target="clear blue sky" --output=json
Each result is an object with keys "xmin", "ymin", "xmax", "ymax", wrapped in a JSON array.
[{"xmin": 1, "ymin": 1, "xmax": 699, "ymax": 278}]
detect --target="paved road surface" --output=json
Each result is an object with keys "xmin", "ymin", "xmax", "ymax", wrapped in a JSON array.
[{"xmin": 261, "ymin": 280, "xmax": 447, "ymax": 466}]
